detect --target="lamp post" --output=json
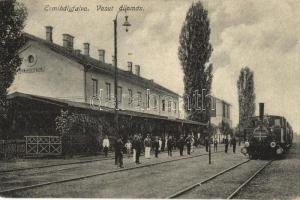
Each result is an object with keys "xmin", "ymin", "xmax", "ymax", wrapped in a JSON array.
[
  {"xmin": 113, "ymin": 11, "xmax": 131, "ymax": 137},
  {"xmin": 206, "ymin": 93, "xmax": 212, "ymax": 164}
]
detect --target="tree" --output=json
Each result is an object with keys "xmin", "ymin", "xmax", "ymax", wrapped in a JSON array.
[
  {"xmin": 0, "ymin": 0, "xmax": 27, "ymax": 107},
  {"xmin": 55, "ymin": 110, "xmax": 73, "ymax": 137},
  {"xmin": 237, "ymin": 67, "xmax": 255, "ymax": 130},
  {"xmin": 178, "ymin": 1, "xmax": 213, "ymax": 124}
]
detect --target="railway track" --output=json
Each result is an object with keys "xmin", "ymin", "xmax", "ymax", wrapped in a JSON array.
[
  {"xmin": 167, "ymin": 159, "xmax": 273, "ymax": 199},
  {"xmin": 226, "ymin": 160, "xmax": 273, "ymax": 199},
  {"xmin": 0, "ymin": 155, "xmax": 115, "ymax": 174},
  {"xmin": 0, "ymin": 150, "xmax": 221, "ymax": 195}
]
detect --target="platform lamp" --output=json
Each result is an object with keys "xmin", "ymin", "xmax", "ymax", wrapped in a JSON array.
[{"xmin": 113, "ymin": 11, "xmax": 131, "ymax": 138}]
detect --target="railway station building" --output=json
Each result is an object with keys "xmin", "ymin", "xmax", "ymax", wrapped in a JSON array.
[
  {"xmin": 4, "ymin": 26, "xmax": 208, "ymax": 154},
  {"xmin": 3, "ymin": 26, "xmax": 232, "ymax": 155}
]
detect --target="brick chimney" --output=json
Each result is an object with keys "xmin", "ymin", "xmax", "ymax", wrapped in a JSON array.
[
  {"xmin": 135, "ymin": 65, "xmax": 140, "ymax": 76},
  {"xmin": 83, "ymin": 43, "xmax": 90, "ymax": 56},
  {"xmin": 62, "ymin": 34, "xmax": 74, "ymax": 50},
  {"xmin": 98, "ymin": 49, "xmax": 105, "ymax": 62},
  {"xmin": 45, "ymin": 26, "xmax": 53, "ymax": 42},
  {"xmin": 128, "ymin": 61, "xmax": 133, "ymax": 73}
]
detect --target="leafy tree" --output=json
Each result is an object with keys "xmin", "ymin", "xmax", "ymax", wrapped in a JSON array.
[
  {"xmin": 55, "ymin": 109, "xmax": 114, "ymax": 155},
  {"xmin": 237, "ymin": 67, "xmax": 255, "ymax": 130},
  {"xmin": 55, "ymin": 110, "xmax": 72, "ymax": 137},
  {"xmin": 0, "ymin": 0, "xmax": 27, "ymax": 106},
  {"xmin": 178, "ymin": 1, "xmax": 213, "ymax": 124},
  {"xmin": 0, "ymin": 1, "xmax": 27, "ymax": 138}
]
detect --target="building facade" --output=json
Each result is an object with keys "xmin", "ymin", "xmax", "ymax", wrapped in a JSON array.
[
  {"xmin": 210, "ymin": 96, "xmax": 232, "ymax": 142},
  {"xmin": 9, "ymin": 26, "xmax": 179, "ymax": 119},
  {"xmin": 210, "ymin": 96, "xmax": 232, "ymax": 127}
]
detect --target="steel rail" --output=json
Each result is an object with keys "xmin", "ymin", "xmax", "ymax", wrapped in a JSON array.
[
  {"xmin": 226, "ymin": 160, "xmax": 273, "ymax": 199},
  {"xmin": 0, "ymin": 156, "xmax": 114, "ymax": 174},
  {"xmin": 166, "ymin": 159, "xmax": 251, "ymax": 199},
  {"xmin": 0, "ymin": 151, "xmax": 222, "ymax": 195}
]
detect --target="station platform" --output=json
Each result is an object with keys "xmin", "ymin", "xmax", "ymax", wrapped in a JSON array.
[{"xmin": 0, "ymin": 144, "xmax": 241, "ymax": 172}]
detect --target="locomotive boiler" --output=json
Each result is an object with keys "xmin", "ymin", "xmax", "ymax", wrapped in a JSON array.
[{"xmin": 242, "ymin": 103, "xmax": 293, "ymax": 159}]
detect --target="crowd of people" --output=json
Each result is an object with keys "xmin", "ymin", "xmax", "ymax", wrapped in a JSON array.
[{"xmin": 101, "ymin": 134, "xmax": 239, "ymax": 168}]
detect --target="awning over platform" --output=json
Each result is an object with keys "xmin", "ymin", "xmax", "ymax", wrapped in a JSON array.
[{"xmin": 7, "ymin": 92, "xmax": 206, "ymax": 126}]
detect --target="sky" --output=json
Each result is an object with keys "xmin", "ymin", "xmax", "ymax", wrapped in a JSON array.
[{"xmin": 19, "ymin": 0, "xmax": 300, "ymax": 134}]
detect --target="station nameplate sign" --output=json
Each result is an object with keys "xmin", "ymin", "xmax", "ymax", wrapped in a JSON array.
[{"xmin": 18, "ymin": 66, "xmax": 45, "ymax": 73}]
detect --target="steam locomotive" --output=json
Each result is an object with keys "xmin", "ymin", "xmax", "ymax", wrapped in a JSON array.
[{"xmin": 242, "ymin": 103, "xmax": 293, "ymax": 159}]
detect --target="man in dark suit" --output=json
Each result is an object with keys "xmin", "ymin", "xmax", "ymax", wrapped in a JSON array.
[
  {"xmin": 224, "ymin": 137, "xmax": 229, "ymax": 153},
  {"xmin": 213, "ymin": 138, "xmax": 218, "ymax": 152},
  {"xmin": 132, "ymin": 134, "xmax": 142, "ymax": 164},
  {"xmin": 115, "ymin": 136, "xmax": 124, "ymax": 168},
  {"xmin": 185, "ymin": 134, "xmax": 192, "ymax": 155},
  {"xmin": 205, "ymin": 136, "xmax": 209, "ymax": 152},
  {"xmin": 231, "ymin": 137, "xmax": 237, "ymax": 153},
  {"xmin": 154, "ymin": 136, "xmax": 160, "ymax": 158},
  {"xmin": 177, "ymin": 135, "xmax": 185, "ymax": 156},
  {"xmin": 167, "ymin": 136, "xmax": 174, "ymax": 156}
]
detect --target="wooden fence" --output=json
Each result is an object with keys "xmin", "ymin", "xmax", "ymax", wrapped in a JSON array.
[
  {"xmin": 0, "ymin": 139, "xmax": 26, "ymax": 159},
  {"xmin": 25, "ymin": 136, "xmax": 62, "ymax": 156}
]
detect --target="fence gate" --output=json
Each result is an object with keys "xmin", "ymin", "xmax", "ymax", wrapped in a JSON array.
[{"xmin": 25, "ymin": 136, "xmax": 62, "ymax": 156}]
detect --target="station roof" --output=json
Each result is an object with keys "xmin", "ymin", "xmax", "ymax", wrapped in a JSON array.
[{"xmin": 8, "ymin": 92, "xmax": 206, "ymax": 126}]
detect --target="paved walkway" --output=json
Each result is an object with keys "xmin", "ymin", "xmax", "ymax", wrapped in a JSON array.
[{"xmin": 0, "ymin": 144, "xmax": 242, "ymax": 172}]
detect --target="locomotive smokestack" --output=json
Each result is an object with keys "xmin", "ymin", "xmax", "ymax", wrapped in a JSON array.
[{"xmin": 259, "ymin": 103, "xmax": 264, "ymax": 121}]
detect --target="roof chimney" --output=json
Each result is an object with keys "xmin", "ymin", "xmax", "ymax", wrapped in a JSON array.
[
  {"xmin": 128, "ymin": 61, "xmax": 133, "ymax": 73},
  {"xmin": 83, "ymin": 43, "xmax": 90, "ymax": 56},
  {"xmin": 135, "ymin": 65, "xmax": 140, "ymax": 76},
  {"xmin": 62, "ymin": 34, "xmax": 74, "ymax": 50},
  {"xmin": 98, "ymin": 49, "xmax": 105, "ymax": 62},
  {"xmin": 45, "ymin": 26, "xmax": 53, "ymax": 42}
]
